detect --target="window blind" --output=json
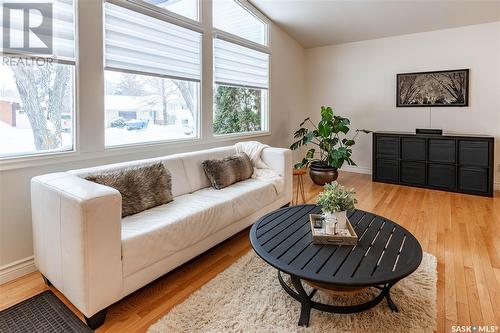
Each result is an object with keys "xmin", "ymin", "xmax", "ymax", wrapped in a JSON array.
[
  {"xmin": 213, "ymin": 38, "xmax": 269, "ymax": 89},
  {"xmin": 213, "ymin": 0, "xmax": 266, "ymax": 45},
  {"xmin": 0, "ymin": 0, "xmax": 74, "ymax": 60},
  {"xmin": 104, "ymin": 2, "xmax": 201, "ymax": 81}
]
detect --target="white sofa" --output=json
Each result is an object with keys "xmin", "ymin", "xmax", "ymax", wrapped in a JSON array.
[{"xmin": 31, "ymin": 144, "xmax": 292, "ymax": 328}]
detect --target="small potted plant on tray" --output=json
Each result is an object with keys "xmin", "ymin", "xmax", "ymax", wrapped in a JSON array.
[{"xmin": 317, "ymin": 181, "xmax": 357, "ymax": 234}]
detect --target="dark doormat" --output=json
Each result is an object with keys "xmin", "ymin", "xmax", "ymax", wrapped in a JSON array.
[{"xmin": 0, "ymin": 290, "xmax": 92, "ymax": 333}]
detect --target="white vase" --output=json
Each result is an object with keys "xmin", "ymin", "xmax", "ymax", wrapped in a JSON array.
[
  {"xmin": 323, "ymin": 211, "xmax": 348, "ymax": 232},
  {"xmin": 333, "ymin": 211, "xmax": 348, "ymax": 229}
]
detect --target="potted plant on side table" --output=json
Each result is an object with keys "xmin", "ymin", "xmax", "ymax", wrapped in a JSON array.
[
  {"xmin": 290, "ymin": 106, "xmax": 369, "ymax": 185},
  {"xmin": 317, "ymin": 181, "xmax": 357, "ymax": 234}
]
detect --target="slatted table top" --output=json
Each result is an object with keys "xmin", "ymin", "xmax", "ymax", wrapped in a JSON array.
[{"xmin": 250, "ymin": 204, "xmax": 423, "ymax": 287}]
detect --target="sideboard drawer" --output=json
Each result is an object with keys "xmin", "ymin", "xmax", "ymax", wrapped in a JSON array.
[
  {"xmin": 428, "ymin": 139, "xmax": 455, "ymax": 163},
  {"xmin": 428, "ymin": 164, "xmax": 456, "ymax": 190},
  {"xmin": 459, "ymin": 141, "xmax": 489, "ymax": 167},
  {"xmin": 375, "ymin": 159, "xmax": 399, "ymax": 182},
  {"xmin": 458, "ymin": 167, "xmax": 488, "ymax": 193},
  {"xmin": 400, "ymin": 161, "xmax": 425, "ymax": 185},
  {"xmin": 376, "ymin": 137, "xmax": 399, "ymax": 159},
  {"xmin": 401, "ymin": 137, "xmax": 426, "ymax": 161}
]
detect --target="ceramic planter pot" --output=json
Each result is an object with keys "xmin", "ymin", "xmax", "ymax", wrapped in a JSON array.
[{"xmin": 309, "ymin": 161, "xmax": 338, "ymax": 185}]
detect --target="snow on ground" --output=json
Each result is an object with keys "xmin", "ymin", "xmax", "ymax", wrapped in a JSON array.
[
  {"xmin": 0, "ymin": 121, "xmax": 72, "ymax": 157},
  {"xmin": 105, "ymin": 124, "xmax": 195, "ymax": 146},
  {"xmin": 0, "ymin": 121, "xmax": 195, "ymax": 157}
]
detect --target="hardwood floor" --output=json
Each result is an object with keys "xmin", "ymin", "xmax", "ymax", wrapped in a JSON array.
[{"xmin": 1, "ymin": 171, "xmax": 499, "ymax": 332}]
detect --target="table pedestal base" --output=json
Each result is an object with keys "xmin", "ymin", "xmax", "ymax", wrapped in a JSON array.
[{"xmin": 277, "ymin": 270, "xmax": 399, "ymax": 327}]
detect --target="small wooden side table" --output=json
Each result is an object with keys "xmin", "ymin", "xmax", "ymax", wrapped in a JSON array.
[{"xmin": 293, "ymin": 168, "xmax": 306, "ymax": 205}]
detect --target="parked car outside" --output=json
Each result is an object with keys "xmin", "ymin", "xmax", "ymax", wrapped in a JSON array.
[
  {"xmin": 125, "ymin": 119, "xmax": 149, "ymax": 131},
  {"xmin": 61, "ymin": 114, "xmax": 72, "ymax": 132}
]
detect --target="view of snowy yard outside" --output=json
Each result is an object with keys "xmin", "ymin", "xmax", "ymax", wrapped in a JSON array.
[
  {"xmin": 0, "ymin": 62, "xmax": 199, "ymax": 156},
  {"xmin": 0, "ymin": 60, "xmax": 74, "ymax": 158},
  {"xmin": 104, "ymin": 71, "xmax": 199, "ymax": 147}
]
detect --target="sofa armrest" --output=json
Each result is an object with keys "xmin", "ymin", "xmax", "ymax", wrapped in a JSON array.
[
  {"xmin": 262, "ymin": 147, "xmax": 293, "ymax": 203},
  {"xmin": 31, "ymin": 173, "xmax": 123, "ymax": 317}
]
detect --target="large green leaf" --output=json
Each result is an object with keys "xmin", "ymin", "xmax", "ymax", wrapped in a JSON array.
[
  {"xmin": 302, "ymin": 131, "xmax": 315, "ymax": 145},
  {"xmin": 342, "ymin": 138, "xmax": 355, "ymax": 146},
  {"xmin": 320, "ymin": 106, "xmax": 333, "ymax": 122},
  {"xmin": 332, "ymin": 117, "xmax": 349, "ymax": 134},
  {"xmin": 293, "ymin": 127, "xmax": 308, "ymax": 139},
  {"xmin": 318, "ymin": 121, "xmax": 332, "ymax": 138},
  {"xmin": 306, "ymin": 148, "xmax": 315, "ymax": 159},
  {"xmin": 290, "ymin": 140, "xmax": 303, "ymax": 150}
]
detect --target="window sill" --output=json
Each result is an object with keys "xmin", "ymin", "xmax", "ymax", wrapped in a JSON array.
[
  {"xmin": 0, "ymin": 149, "xmax": 79, "ymax": 171},
  {"xmin": 211, "ymin": 130, "xmax": 271, "ymax": 142}
]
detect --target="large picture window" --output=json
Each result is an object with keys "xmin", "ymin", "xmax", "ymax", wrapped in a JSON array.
[
  {"xmin": 104, "ymin": 2, "xmax": 201, "ymax": 147},
  {"xmin": 213, "ymin": 22, "xmax": 270, "ymax": 136},
  {"xmin": 0, "ymin": 0, "xmax": 75, "ymax": 158}
]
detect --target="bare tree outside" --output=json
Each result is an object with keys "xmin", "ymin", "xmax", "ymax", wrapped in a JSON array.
[{"xmin": 11, "ymin": 62, "xmax": 73, "ymax": 151}]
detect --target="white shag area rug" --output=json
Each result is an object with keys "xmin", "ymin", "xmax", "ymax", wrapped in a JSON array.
[{"xmin": 148, "ymin": 251, "xmax": 437, "ymax": 333}]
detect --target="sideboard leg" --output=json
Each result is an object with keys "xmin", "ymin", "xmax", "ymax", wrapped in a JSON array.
[{"xmin": 290, "ymin": 275, "xmax": 311, "ymax": 327}]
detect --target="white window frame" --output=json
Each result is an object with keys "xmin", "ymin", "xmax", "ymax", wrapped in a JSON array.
[
  {"xmin": 212, "ymin": 0, "xmax": 271, "ymax": 138},
  {"xmin": 103, "ymin": 0, "xmax": 203, "ymax": 149},
  {"xmin": 0, "ymin": 0, "xmax": 78, "ymax": 161}
]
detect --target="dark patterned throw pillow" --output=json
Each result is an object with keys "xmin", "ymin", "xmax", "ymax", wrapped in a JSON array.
[
  {"xmin": 202, "ymin": 153, "xmax": 253, "ymax": 190},
  {"xmin": 85, "ymin": 163, "xmax": 172, "ymax": 217}
]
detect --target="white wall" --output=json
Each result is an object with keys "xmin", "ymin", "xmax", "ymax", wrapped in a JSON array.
[
  {"xmin": 0, "ymin": 2, "xmax": 305, "ymax": 280},
  {"xmin": 305, "ymin": 22, "xmax": 500, "ymax": 176}
]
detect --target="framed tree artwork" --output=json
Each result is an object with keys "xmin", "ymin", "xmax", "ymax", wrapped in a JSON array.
[{"xmin": 397, "ymin": 69, "xmax": 469, "ymax": 107}]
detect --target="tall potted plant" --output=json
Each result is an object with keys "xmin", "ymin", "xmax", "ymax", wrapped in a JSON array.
[{"xmin": 290, "ymin": 106, "xmax": 369, "ymax": 185}]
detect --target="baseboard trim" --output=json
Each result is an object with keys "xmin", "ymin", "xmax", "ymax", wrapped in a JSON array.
[
  {"xmin": 0, "ymin": 256, "xmax": 36, "ymax": 285},
  {"xmin": 494, "ymin": 182, "xmax": 500, "ymax": 191},
  {"xmin": 340, "ymin": 165, "xmax": 372, "ymax": 175}
]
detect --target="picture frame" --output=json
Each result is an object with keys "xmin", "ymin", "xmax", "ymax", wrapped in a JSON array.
[{"xmin": 396, "ymin": 69, "xmax": 469, "ymax": 107}]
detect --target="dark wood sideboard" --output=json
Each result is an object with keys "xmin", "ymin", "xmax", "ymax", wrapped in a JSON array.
[{"xmin": 372, "ymin": 131, "xmax": 494, "ymax": 197}]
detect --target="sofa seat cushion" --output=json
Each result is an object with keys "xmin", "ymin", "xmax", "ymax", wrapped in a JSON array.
[
  {"xmin": 194, "ymin": 179, "xmax": 278, "ymax": 221},
  {"xmin": 121, "ymin": 193, "xmax": 233, "ymax": 277},
  {"xmin": 121, "ymin": 179, "xmax": 278, "ymax": 277}
]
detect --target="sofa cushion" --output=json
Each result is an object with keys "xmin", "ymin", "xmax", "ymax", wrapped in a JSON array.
[
  {"xmin": 121, "ymin": 192, "xmax": 234, "ymax": 276},
  {"xmin": 202, "ymin": 153, "xmax": 253, "ymax": 189},
  {"xmin": 85, "ymin": 163, "xmax": 173, "ymax": 217},
  {"xmin": 121, "ymin": 178, "xmax": 278, "ymax": 277},
  {"xmin": 194, "ymin": 178, "xmax": 278, "ymax": 221}
]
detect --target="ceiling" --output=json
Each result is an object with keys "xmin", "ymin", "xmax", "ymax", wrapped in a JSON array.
[{"xmin": 250, "ymin": 0, "xmax": 500, "ymax": 48}]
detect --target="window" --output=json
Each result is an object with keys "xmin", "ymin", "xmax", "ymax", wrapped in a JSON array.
[
  {"xmin": 213, "ymin": 0, "xmax": 267, "ymax": 45},
  {"xmin": 212, "ymin": 9, "xmax": 270, "ymax": 136},
  {"xmin": 0, "ymin": 0, "xmax": 75, "ymax": 158},
  {"xmin": 104, "ymin": 2, "xmax": 201, "ymax": 147},
  {"xmin": 143, "ymin": 0, "xmax": 199, "ymax": 21}
]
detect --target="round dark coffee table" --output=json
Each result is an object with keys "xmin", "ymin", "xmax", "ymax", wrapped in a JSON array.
[{"xmin": 250, "ymin": 204, "xmax": 423, "ymax": 327}]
